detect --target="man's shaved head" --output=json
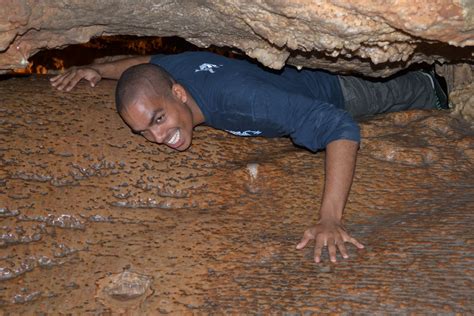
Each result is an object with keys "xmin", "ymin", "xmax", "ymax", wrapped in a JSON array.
[{"xmin": 115, "ymin": 63, "xmax": 175, "ymax": 113}]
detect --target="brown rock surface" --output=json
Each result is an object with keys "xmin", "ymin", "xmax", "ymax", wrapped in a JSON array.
[
  {"xmin": 451, "ymin": 82, "xmax": 474, "ymax": 123},
  {"xmin": 0, "ymin": 76, "xmax": 473, "ymax": 313},
  {"xmin": 1, "ymin": 1, "xmax": 473, "ymax": 76}
]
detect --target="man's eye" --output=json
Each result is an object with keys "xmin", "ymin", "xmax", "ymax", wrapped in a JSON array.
[{"xmin": 155, "ymin": 115, "xmax": 164, "ymax": 124}]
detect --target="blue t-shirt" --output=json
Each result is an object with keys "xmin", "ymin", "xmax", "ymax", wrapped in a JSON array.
[{"xmin": 150, "ymin": 52, "xmax": 360, "ymax": 152}]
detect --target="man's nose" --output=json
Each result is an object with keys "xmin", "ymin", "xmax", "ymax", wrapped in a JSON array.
[{"xmin": 149, "ymin": 127, "xmax": 166, "ymax": 144}]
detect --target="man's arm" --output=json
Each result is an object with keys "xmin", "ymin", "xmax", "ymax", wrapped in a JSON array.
[
  {"xmin": 296, "ymin": 139, "xmax": 364, "ymax": 263},
  {"xmin": 231, "ymin": 80, "xmax": 363, "ymax": 263},
  {"xmin": 50, "ymin": 55, "xmax": 151, "ymax": 91}
]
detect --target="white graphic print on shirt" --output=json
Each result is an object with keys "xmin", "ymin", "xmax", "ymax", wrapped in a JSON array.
[
  {"xmin": 195, "ymin": 63, "xmax": 222, "ymax": 73},
  {"xmin": 225, "ymin": 130, "xmax": 262, "ymax": 137}
]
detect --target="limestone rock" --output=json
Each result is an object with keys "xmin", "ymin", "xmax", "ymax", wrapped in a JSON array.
[
  {"xmin": 1, "ymin": 76, "xmax": 473, "ymax": 313},
  {"xmin": 96, "ymin": 270, "xmax": 154, "ymax": 313},
  {"xmin": 451, "ymin": 82, "xmax": 474, "ymax": 123},
  {"xmin": 1, "ymin": 0, "xmax": 473, "ymax": 76}
]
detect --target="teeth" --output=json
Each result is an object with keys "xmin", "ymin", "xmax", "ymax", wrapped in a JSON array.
[{"xmin": 167, "ymin": 130, "xmax": 180, "ymax": 145}]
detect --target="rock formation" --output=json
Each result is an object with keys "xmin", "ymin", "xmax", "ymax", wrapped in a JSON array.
[{"xmin": 1, "ymin": 0, "xmax": 473, "ymax": 76}]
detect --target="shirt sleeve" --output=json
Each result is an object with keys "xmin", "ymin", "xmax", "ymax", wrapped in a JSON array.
[{"xmin": 288, "ymin": 93, "xmax": 361, "ymax": 152}]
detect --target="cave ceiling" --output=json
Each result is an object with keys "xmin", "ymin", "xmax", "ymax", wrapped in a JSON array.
[{"xmin": 1, "ymin": 0, "xmax": 473, "ymax": 76}]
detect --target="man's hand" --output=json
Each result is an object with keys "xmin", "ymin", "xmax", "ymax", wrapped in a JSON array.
[
  {"xmin": 50, "ymin": 66, "xmax": 101, "ymax": 91},
  {"xmin": 296, "ymin": 219, "xmax": 364, "ymax": 263},
  {"xmin": 50, "ymin": 56, "xmax": 151, "ymax": 92},
  {"xmin": 297, "ymin": 139, "xmax": 363, "ymax": 263}
]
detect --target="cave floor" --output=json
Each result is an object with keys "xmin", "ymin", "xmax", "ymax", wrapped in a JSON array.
[{"xmin": 0, "ymin": 76, "xmax": 473, "ymax": 314}]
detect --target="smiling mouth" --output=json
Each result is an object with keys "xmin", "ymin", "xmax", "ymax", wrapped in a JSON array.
[{"xmin": 166, "ymin": 129, "xmax": 181, "ymax": 147}]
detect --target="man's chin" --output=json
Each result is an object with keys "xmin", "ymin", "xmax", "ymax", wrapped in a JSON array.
[
  {"xmin": 173, "ymin": 146, "xmax": 189, "ymax": 152},
  {"xmin": 169, "ymin": 140, "xmax": 190, "ymax": 152}
]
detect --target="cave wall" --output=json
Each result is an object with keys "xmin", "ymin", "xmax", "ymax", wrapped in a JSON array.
[{"xmin": 1, "ymin": 0, "xmax": 473, "ymax": 77}]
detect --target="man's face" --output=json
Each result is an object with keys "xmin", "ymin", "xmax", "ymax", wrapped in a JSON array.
[{"xmin": 119, "ymin": 85, "xmax": 195, "ymax": 151}]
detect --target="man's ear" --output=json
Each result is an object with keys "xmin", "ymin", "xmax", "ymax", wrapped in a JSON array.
[{"xmin": 171, "ymin": 83, "xmax": 187, "ymax": 103}]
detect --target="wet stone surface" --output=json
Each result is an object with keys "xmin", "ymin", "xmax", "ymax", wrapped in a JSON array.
[{"xmin": 0, "ymin": 75, "xmax": 473, "ymax": 313}]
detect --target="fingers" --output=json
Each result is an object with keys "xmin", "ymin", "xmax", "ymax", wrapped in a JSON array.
[
  {"xmin": 50, "ymin": 70, "xmax": 76, "ymax": 91},
  {"xmin": 349, "ymin": 237, "xmax": 365, "ymax": 249},
  {"xmin": 50, "ymin": 68, "xmax": 74, "ymax": 84},
  {"xmin": 298, "ymin": 225, "xmax": 364, "ymax": 263},
  {"xmin": 313, "ymin": 237, "xmax": 325, "ymax": 263},
  {"xmin": 327, "ymin": 238, "xmax": 337, "ymax": 263},
  {"xmin": 318, "ymin": 237, "xmax": 351, "ymax": 263},
  {"xmin": 296, "ymin": 229, "xmax": 314, "ymax": 250},
  {"xmin": 336, "ymin": 238, "xmax": 349, "ymax": 259},
  {"xmin": 50, "ymin": 67, "xmax": 100, "ymax": 91},
  {"xmin": 339, "ymin": 229, "xmax": 365, "ymax": 249},
  {"xmin": 49, "ymin": 74, "xmax": 61, "ymax": 82},
  {"xmin": 90, "ymin": 75, "xmax": 100, "ymax": 87},
  {"xmin": 64, "ymin": 74, "xmax": 84, "ymax": 91}
]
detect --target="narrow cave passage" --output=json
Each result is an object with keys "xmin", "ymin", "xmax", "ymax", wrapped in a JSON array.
[
  {"xmin": 0, "ymin": 34, "xmax": 473, "ymax": 314},
  {"xmin": 16, "ymin": 35, "xmax": 241, "ymax": 75}
]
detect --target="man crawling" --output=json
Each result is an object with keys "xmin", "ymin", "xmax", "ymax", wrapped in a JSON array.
[{"xmin": 50, "ymin": 51, "xmax": 448, "ymax": 263}]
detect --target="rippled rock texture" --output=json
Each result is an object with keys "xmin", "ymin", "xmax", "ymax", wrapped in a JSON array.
[
  {"xmin": 1, "ymin": 0, "xmax": 473, "ymax": 75},
  {"xmin": 0, "ymin": 76, "xmax": 473, "ymax": 313}
]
